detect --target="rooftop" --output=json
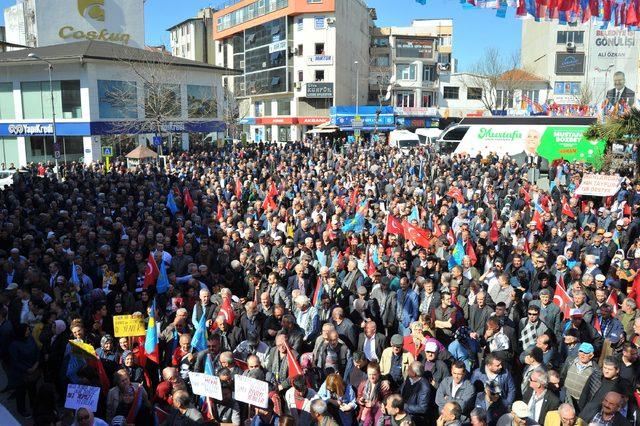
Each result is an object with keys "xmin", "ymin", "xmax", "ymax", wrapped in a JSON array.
[{"xmin": 499, "ymin": 69, "xmax": 547, "ymax": 82}]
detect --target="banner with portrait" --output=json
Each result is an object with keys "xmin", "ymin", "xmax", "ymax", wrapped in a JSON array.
[{"xmin": 590, "ymin": 28, "xmax": 638, "ymax": 106}]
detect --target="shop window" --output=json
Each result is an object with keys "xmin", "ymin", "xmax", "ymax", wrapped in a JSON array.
[{"xmin": 0, "ymin": 83, "xmax": 15, "ymax": 119}]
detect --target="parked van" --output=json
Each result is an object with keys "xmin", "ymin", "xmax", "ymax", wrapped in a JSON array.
[
  {"xmin": 435, "ymin": 116, "xmax": 604, "ymax": 165},
  {"xmin": 414, "ymin": 128, "xmax": 442, "ymax": 146},
  {"xmin": 389, "ymin": 130, "xmax": 420, "ymax": 152}
]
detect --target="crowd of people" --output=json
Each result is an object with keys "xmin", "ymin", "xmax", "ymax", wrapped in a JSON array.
[{"xmin": 0, "ymin": 138, "xmax": 639, "ymax": 426}]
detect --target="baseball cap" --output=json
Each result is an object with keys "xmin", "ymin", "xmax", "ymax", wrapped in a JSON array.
[
  {"xmin": 595, "ymin": 274, "xmax": 606, "ymax": 282},
  {"xmin": 578, "ymin": 342, "xmax": 594, "ymax": 354},
  {"xmin": 512, "ymin": 401, "xmax": 530, "ymax": 419},
  {"xmin": 424, "ymin": 341, "xmax": 438, "ymax": 353},
  {"xmin": 569, "ymin": 308, "xmax": 583, "ymax": 317}
]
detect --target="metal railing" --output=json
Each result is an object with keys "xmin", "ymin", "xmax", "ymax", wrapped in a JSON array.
[{"xmin": 214, "ymin": 0, "xmax": 244, "ymax": 11}]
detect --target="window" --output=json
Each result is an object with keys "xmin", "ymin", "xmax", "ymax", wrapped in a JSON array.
[
  {"xmin": 264, "ymin": 101, "xmax": 272, "ymax": 116},
  {"xmin": 396, "ymin": 91, "xmax": 415, "ymax": 107},
  {"xmin": 315, "ymin": 70, "xmax": 325, "ymax": 82},
  {"xmin": 297, "ymin": 44, "xmax": 303, "ymax": 56},
  {"xmin": 372, "ymin": 37, "xmax": 389, "ymax": 47},
  {"xmin": 557, "ymin": 30, "xmax": 584, "ymax": 44},
  {"xmin": 308, "ymin": 0, "xmax": 323, "ymax": 3},
  {"xmin": 522, "ymin": 89, "xmax": 539, "ymax": 103},
  {"xmin": 144, "ymin": 83, "xmax": 181, "ymax": 119},
  {"xmin": 467, "ymin": 87, "xmax": 483, "ymax": 100},
  {"xmin": 315, "ymin": 43, "xmax": 325, "ymax": 54},
  {"xmin": 187, "ymin": 85, "xmax": 217, "ymax": 118},
  {"xmin": 422, "ymin": 92, "xmax": 434, "ymax": 107},
  {"xmin": 374, "ymin": 56, "xmax": 390, "ymax": 67},
  {"xmin": 440, "ymin": 36, "xmax": 452, "ymax": 46},
  {"xmin": 423, "ymin": 65, "xmax": 436, "ymax": 82},
  {"xmin": 21, "ymin": 80, "xmax": 82, "ymax": 119},
  {"xmin": 0, "ymin": 83, "xmax": 15, "ymax": 119},
  {"xmin": 271, "ymin": 76, "xmax": 281, "ymax": 86},
  {"xmin": 554, "ymin": 81, "xmax": 581, "ymax": 95},
  {"xmin": 186, "ymin": 43, "xmax": 191, "ymax": 53},
  {"xmin": 496, "ymin": 90, "xmax": 514, "ymax": 109},
  {"xmin": 443, "ymin": 86, "xmax": 459, "ymax": 99},
  {"xmin": 277, "ymin": 99, "xmax": 290, "ymax": 115},
  {"xmin": 29, "ymin": 136, "xmax": 83, "ymax": 162},
  {"xmin": 298, "ymin": 71, "xmax": 303, "ymax": 82},
  {"xmin": 217, "ymin": 0, "xmax": 288, "ymax": 31},
  {"xmin": 396, "ymin": 64, "xmax": 416, "ymax": 81},
  {"xmin": 98, "ymin": 80, "xmax": 138, "ymax": 119}
]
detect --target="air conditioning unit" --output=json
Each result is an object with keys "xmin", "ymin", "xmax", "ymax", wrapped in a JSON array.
[
  {"xmin": 566, "ymin": 42, "xmax": 576, "ymax": 52},
  {"xmin": 437, "ymin": 63, "xmax": 451, "ymax": 72},
  {"xmin": 290, "ymin": 46, "xmax": 298, "ymax": 55},
  {"xmin": 294, "ymin": 82, "xmax": 302, "ymax": 90},
  {"xmin": 262, "ymin": 62, "xmax": 267, "ymax": 68},
  {"xmin": 326, "ymin": 17, "xmax": 336, "ymax": 25}
]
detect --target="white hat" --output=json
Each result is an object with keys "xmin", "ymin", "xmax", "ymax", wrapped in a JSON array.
[
  {"xmin": 424, "ymin": 341, "xmax": 438, "ymax": 353},
  {"xmin": 512, "ymin": 401, "xmax": 530, "ymax": 419},
  {"xmin": 5, "ymin": 283, "xmax": 18, "ymax": 291}
]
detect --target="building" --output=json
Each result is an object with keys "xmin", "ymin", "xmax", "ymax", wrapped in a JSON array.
[
  {"xmin": 168, "ymin": 7, "xmax": 216, "ymax": 64},
  {"xmin": 0, "ymin": 26, "xmax": 6, "ymax": 52},
  {"xmin": 4, "ymin": 0, "xmax": 145, "ymax": 50},
  {"xmin": 438, "ymin": 70, "xmax": 550, "ymax": 118},
  {"xmin": 521, "ymin": 20, "xmax": 638, "ymax": 108},
  {"xmin": 0, "ymin": 41, "xmax": 231, "ymax": 168},
  {"xmin": 212, "ymin": 0, "xmax": 373, "ymax": 143}
]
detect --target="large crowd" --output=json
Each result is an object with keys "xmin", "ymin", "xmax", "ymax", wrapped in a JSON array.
[{"xmin": 0, "ymin": 137, "xmax": 639, "ymax": 426}]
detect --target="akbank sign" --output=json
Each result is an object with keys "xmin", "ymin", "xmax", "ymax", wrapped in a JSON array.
[{"xmin": 35, "ymin": 0, "xmax": 144, "ymax": 47}]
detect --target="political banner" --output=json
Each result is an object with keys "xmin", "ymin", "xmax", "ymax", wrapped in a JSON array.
[
  {"xmin": 575, "ymin": 174, "xmax": 624, "ymax": 197},
  {"xmin": 234, "ymin": 374, "xmax": 269, "ymax": 408},
  {"xmin": 64, "ymin": 384, "xmax": 100, "ymax": 412},
  {"xmin": 590, "ymin": 28, "xmax": 638, "ymax": 106},
  {"xmin": 188, "ymin": 372, "xmax": 222, "ymax": 400},
  {"xmin": 113, "ymin": 315, "xmax": 146, "ymax": 337}
]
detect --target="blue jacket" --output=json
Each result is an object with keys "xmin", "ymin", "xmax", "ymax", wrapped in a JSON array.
[
  {"xmin": 399, "ymin": 376, "xmax": 431, "ymax": 418},
  {"xmin": 470, "ymin": 366, "xmax": 516, "ymax": 406},
  {"xmin": 396, "ymin": 288, "xmax": 419, "ymax": 328}
]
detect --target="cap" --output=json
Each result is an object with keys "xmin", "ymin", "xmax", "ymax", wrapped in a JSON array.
[
  {"xmin": 259, "ymin": 231, "xmax": 268, "ymax": 237},
  {"xmin": 274, "ymin": 234, "xmax": 283, "ymax": 241},
  {"xmin": 356, "ymin": 286, "xmax": 368, "ymax": 295},
  {"xmin": 5, "ymin": 283, "xmax": 18, "ymax": 291},
  {"xmin": 569, "ymin": 308, "xmax": 583, "ymax": 317},
  {"xmin": 512, "ymin": 401, "xmax": 529, "ymax": 419},
  {"xmin": 604, "ymin": 232, "xmax": 613, "ymax": 238},
  {"xmin": 528, "ymin": 221, "xmax": 537, "ymax": 226},
  {"xmin": 485, "ymin": 380, "xmax": 502, "ymax": 395},
  {"xmin": 578, "ymin": 342, "xmax": 594, "ymax": 354},
  {"xmin": 424, "ymin": 341, "xmax": 438, "ymax": 353},
  {"xmin": 595, "ymin": 274, "xmax": 606, "ymax": 281},
  {"xmin": 617, "ymin": 219, "xmax": 625, "ymax": 226},
  {"xmin": 390, "ymin": 334, "xmax": 403, "ymax": 347}
]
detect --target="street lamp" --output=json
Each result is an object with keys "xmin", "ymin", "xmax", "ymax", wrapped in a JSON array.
[
  {"xmin": 28, "ymin": 53, "xmax": 59, "ymax": 177},
  {"xmin": 354, "ymin": 61, "xmax": 360, "ymax": 117}
]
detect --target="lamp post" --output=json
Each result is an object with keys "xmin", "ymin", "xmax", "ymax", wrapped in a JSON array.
[
  {"xmin": 354, "ymin": 60, "xmax": 360, "ymax": 117},
  {"xmin": 28, "ymin": 53, "xmax": 59, "ymax": 177}
]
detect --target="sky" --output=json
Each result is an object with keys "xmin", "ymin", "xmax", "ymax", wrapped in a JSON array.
[{"xmin": 0, "ymin": 0, "xmax": 522, "ymax": 71}]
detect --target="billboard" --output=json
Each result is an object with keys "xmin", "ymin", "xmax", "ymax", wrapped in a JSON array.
[
  {"xmin": 451, "ymin": 124, "xmax": 605, "ymax": 165},
  {"xmin": 555, "ymin": 52, "xmax": 586, "ymax": 75},
  {"xmin": 590, "ymin": 28, "xmax": 638, "ymax": 106},
  {"xmin": 34, "ymin": 0, "xmax": 145, "ymax": 47}
]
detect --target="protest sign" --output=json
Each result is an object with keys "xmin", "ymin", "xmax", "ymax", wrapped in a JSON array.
[
  {"xmin": 64, "ymin": 384, "xmax": 100, "ymax": 412},
  {"xmin": 575, "ymin": 174, "xmax": 624, "ymax": 197},
  {"xmin": 113, "ymin": 315, "xmax": 146, "ymax": 337},
  {"xmin": 234, "ymin": 374, "xmax": 269, "ymax": 408},
  {"xmin": 189, "ymin": 372, "xmax": 223, "ymax": 400}
]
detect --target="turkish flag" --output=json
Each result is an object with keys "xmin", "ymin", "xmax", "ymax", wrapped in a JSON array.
[
  {"xmin": 553, "ymin": 283, "xmax": 571, "ymax": 318},
  {"xmin": 446, "ymin": 187, "xmax": 464, "ymax": 203},
  {"xmin": 466, "ymin": 242, "xmax": 477, "ymax": 266},
  {"xmin": 367, "ymin": 254, "xmax": 377, "ymax": 277},
  {"xmin": 385, "ymin": 214, "xmax": 404, "ymax": 236},
  {"xmin": 262, "ymin": 195, "xmax": 277, "ymax": 212},
  {"xmin": 607, "ymin": 291, "xmax": 618, "ymax": 316},
  {"xmin": 349, "ymin": 187, "xmax": 359, "ymax": 208},
  {"xmin": 219, "ymin": 296, "xmax": 235, "ymax": 325},
  {"xmin": 489, "ymin": 220, "xmax": 499, "ymax": 243},
  {"xmin": 235, "ymin": 178, "xmax": 243, "ymax": 199},
  {"xmin": 285, "ymin": 341, "xmax": 304, "ymax": 380},
  {"xmin": 447, "ymin": 229, "xmax": 456, "ymax": 246},
  {"xmin": 630, "ymin": 274, "xmax": 640, "ymax": 306},
  {"xmin": 177, "ymin": 227, "xmax": 184, "ymax": 248},
  {"xmin": 402, "ymin": 221, "xmax": 432, "ymax": 248},
  {"xmin": 520, "ymin": 187, "xmax": 531, "ymax": 205},
  {"xmin": 562, "ymin": 196, "xmax": 576, "ymax": 219},
  {"xmin": 183, "ymin": 188, "xmax": 195, "ymax": 213},
  {"xmin": 143, "ymin": 253, "xmax": 159, "ymax": 289}
]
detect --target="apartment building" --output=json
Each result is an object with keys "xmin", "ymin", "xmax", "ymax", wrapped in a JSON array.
[{"xmin": 168, "ymin": 7, "xmax": 216, "ymax": 64}]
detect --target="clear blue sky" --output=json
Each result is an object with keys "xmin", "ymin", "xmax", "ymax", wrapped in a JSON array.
[{"xmin": 0, "ymin": 0, "xmax": 522, "ymax": 70}]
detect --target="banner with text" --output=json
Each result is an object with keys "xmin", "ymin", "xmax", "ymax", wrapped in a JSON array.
[
  {"xmin": 590, "ymin": 28, "xmax": 638, "ymax": 106},
  {"xmin": 189, "ymin": 372, "xmax": 223, "ymax": 400},
  {"xmin": 113, "ymin": 315, "xmax": 146, "ymax": 337},
  {"xmin": 65, "ymin": 384, "xmax": 100, "ymax": 412},
  {"xmin": 234, "ymin": 374, "xmax": 269, "ymax": 408},
  {"xmin": 575, "ymin": 174, "xmax": 624, "ymax": 197}
]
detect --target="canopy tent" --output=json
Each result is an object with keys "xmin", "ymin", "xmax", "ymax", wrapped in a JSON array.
[
  {"xmin": 126, "ymin": 145, "xmax": 158, "ymax": 160},
  {"xmin": 306, "ymin": 121, "xmax": 339, "ymax": 134}
]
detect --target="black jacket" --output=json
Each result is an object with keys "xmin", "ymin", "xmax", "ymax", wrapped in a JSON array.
[{"xmin": 523, "ymin": 387, "xmax": 560, "ymax": 424}]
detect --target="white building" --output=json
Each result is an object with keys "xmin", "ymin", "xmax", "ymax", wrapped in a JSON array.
[
  {"xmin": 521, "ymin": 20, "xmax": 638, "ymax": 107},
  {"xmin": 4, "ymin": 0, "xmax": 145, "ymax": 50},
  {"xmin": 167, "ymin": 7, "xmax": 216, "ymax": 64},
  {"xmin": 212, "ymin": 0, "xmax": 373, "ymax": 143},
  {"xmin": 0, "ymin": 41, "xmax": 230, "ymax": 168},
  {"xmin": 438, "ymin": 70, "xmax": 551, "ymax": 118}
]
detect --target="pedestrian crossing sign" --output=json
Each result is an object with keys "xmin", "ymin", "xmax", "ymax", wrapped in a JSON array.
[{"xmin": 102, "ymin": 146, "xmax": 113, "ymax": 157}]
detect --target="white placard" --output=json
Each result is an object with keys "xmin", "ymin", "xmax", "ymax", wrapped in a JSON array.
[
  {"xmin": 189, "ymin": 372, "xmax": 223, "ymax": 400},
  {"xmin": 64, "ymin": 384, "xmax": 100, "ymax": 412},
  {"xmin": 575, "ymin": 174, "xmax": 624, "ymax": 197},
  {"xmin": 234, "ymin": 374, "xmax": 269, "ymax": 409}
]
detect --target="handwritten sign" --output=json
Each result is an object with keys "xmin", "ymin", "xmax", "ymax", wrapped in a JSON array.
[
  {"xmin": 113, "ymin": 315, "xmax": 146, "ymax": 337},
  {"xmin": 189, "ymin": 372, "xmax": 222, "ymax": 400},
  {"xmin": 234, "ymin": 374, "xmax": 269, "ymax": 409},
  {"xmin": 64, "ymin": 384, "xmax": 100, "ymax": 412},
  {"xmin": 575, "ymin": 174, "xmax": 624, "ymax": 197}
]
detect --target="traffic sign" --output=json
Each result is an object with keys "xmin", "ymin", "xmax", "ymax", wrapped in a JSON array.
[
  {"xmin": 353, "ymin": 115, "xmax": 363, "ymax": 129},
  {"xmin": 153, "ymin": 136, "xmax": 162, "ymax": 147},
  {"xmin": 54, "ymin": 151, "xmax": 61, "ymax": 159},
  {"xmin": 354, "ymin": 129, "xmax": 361, "ymax": 137},
  {"xmin": 53, "ymin": 142, "xmax": 61, "ymax": 159},
  {"xmin": 102, "ymin": 146, "xmax": 113, "ymax": 157}
]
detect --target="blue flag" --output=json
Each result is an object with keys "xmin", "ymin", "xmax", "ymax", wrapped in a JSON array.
[
  {"xmin": 191, "ymin": 307, "xmax": 207, "ymax": 352},
  {"xmin": 70, "ymin": 262, "xmax": 80, "ymax": 285},
  {"xmin": 448, "ymin": 238, "xmax": 465, "ymax": 270},
  {"xmin": 144, "ymin": 299, "xmax": 159, "ymax": 361},
  {"xmin": 157, "ymin": 261, "xmax": 170, "ymax": 294},
  {"xmin": 316, "ymin": 250, "xmax": 327, "ymax": 267},
  {"xmin": 408, "ymin": 206, "xmax": 420, "ymax": 223},
  {"xmin": 166, "ymin": 190, "xmax": 178, "ymax": 215}
]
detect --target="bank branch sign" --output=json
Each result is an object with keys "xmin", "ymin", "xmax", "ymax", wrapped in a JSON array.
[{"xmin": 36, "ymin": 0, "xmax": 144, "ymax": 47}]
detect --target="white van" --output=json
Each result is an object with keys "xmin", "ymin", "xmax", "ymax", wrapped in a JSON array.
[
  {"xmin": 414, "ymin": 128, "xmax": 442, "ymax": 146},
  {"xmin": 389, "ymin": 130, "xmax": 420, "ymax": 152}
]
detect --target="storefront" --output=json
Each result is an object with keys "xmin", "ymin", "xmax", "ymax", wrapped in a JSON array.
[
  {"xmin": 245, "ymin": 116, "xmax": 328, "ymax": 143},
  {"xmin": 394, "ymin": 107, "xmax": 440, "ymax": 131},
  {"xmin": 330, "ymin": 106, "xmax": 395, "ymax": 134}
]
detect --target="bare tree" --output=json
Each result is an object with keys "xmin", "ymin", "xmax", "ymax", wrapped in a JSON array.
[{"xmin": 464, "ymin": 48, "xmax": 532, "ymax": 114}]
